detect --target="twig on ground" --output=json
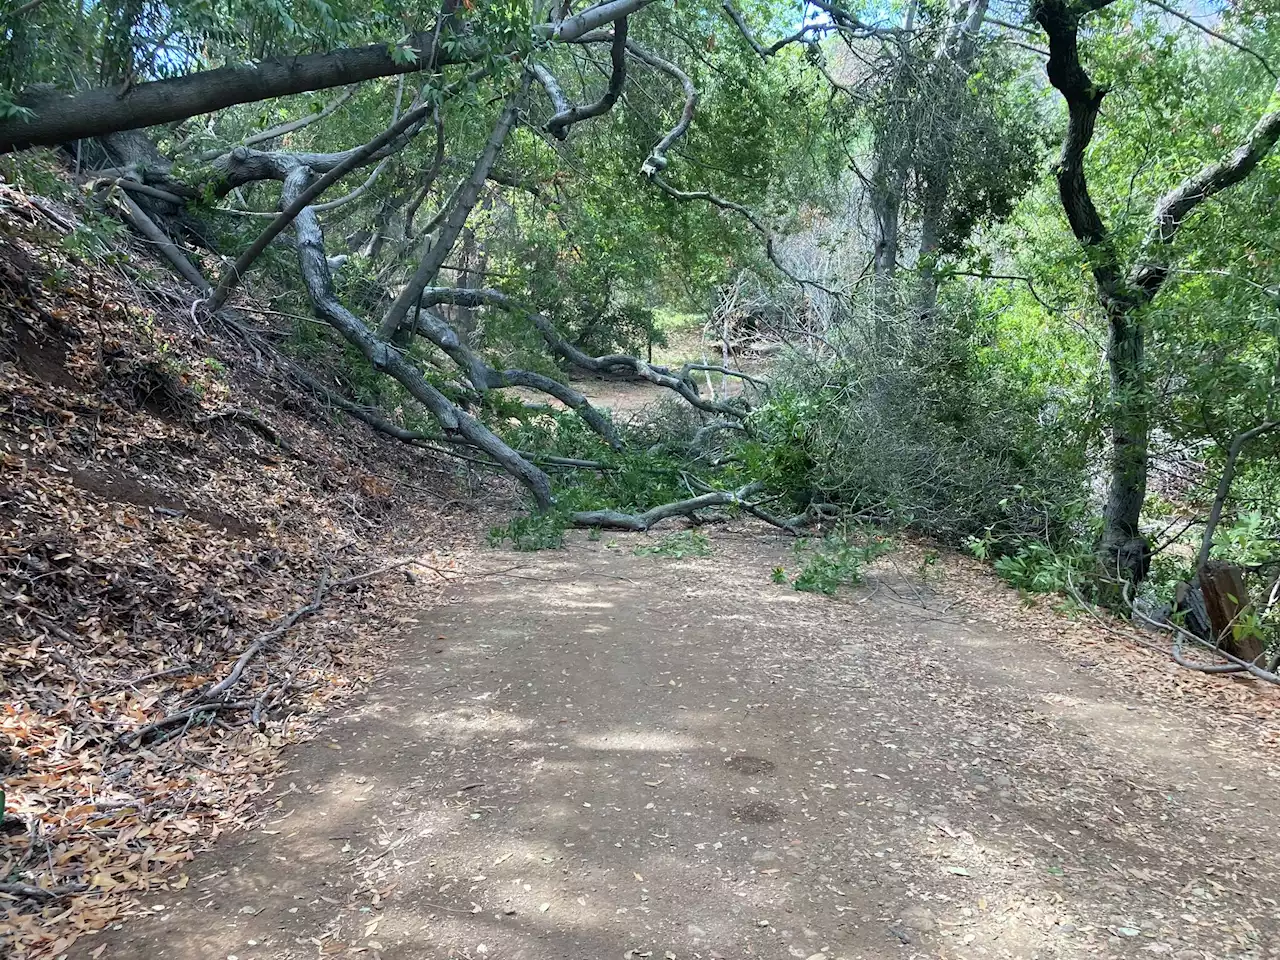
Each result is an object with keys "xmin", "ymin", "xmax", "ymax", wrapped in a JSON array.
[
  {"xmin": 0, "ymin": 881, "xmax": 86, "ymax": 902},
  {"xmin": 194, "ymin": 568, "xmax": 331, "ymax": 706}
]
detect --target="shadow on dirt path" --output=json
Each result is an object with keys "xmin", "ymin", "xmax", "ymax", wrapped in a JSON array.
[{"xmin": 69, "ymin": 532, "xmax": 1280, "ymax": 960}]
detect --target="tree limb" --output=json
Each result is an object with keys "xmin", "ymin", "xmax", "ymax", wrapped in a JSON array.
[
  {"xmin": 721, "ymin": 2, "xmax": 823, "ymax": 59},
  {"xmin": 535, "ymin": 0, "xmax": 658, "ymax": 41},
  {"xmin": 575, "ymin": 31, "xmax": 698, "ymax": 175},
  {"xmin": 651, "ymin": 175, "xmax": 835, "ymax": 294},
  {"xmin": 0, "ymin": 31, "xmax": 463, "ymax": 154},
  {"xmin": 404, "ymin": 108, "xmax": 448, "ymax": 236},
  {"xmin": 378, "ymin": 80, "xmax": 525, "ymax": 339},
  {"xmin": 116, "ymin": 190, "xmax": 212, "ymax": 293},
  {"xmin": 418, "ymin": 285, "xmax": 749, "ymax": 418},
  {"xmin": 571, "ymin": 481, "xmax": 764, "ymax": 530},
  {"xmin": 195, "ymin": 87, "xmax": 357, "ymax": 162},
  {"xmin": 544, "ymin": 17, "xmax": 629, "ymax": 139},
  {"xmin": 205, "ymin": 100, "xmax": 433, "ymax": 310},
  {"xmin": 1132, "ymin": 78, "xmax": 1280, "ymax": 294},
  {"xmin": 1196, "ymin": 420, "xmax": 1280, "ymax": 571},
  {"xmin": 281, "ymin": 166, "xmax": 554, "ymax": 506},
  {"xmin": 192, "ymin": 569, "xmax": 329, "ymax": 707},
  {"xmin": 1140, "ymin": 0, "xmax": 1275, "ymax": 79},
  {"xmin": 1032, "ymin": 0, "xmax": 1127, "ymax": 302}
]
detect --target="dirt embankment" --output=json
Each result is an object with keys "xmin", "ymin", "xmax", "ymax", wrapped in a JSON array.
[{"xmin": 0, "ymin": 185, "xmax": 497, "ymax": 957}]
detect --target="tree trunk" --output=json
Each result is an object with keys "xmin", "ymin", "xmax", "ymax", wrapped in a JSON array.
[
  {"xmin": 915, "ymin": 176, "xmax": 944, "ymax": 319},
  {"xmin": 0, "ymin": 34, "xmax": 461, "ymax": 154},
  {"xmin": 869, "ymin": 175, "xmax": 903, "ymax": 328},
  {"xmin": 1100, "ymin": 302, "xmax": 1149, "ymax": 578},
  {"xmin": 1199, "ymin": 561, "xmax": 1264, "ymax": 663},
  {"xmin": 0, "ymin": 0, "xmax": 659, "ymax": 154}
]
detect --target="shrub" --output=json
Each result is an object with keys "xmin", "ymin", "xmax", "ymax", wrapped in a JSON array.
[
  {"xmin": 749, "ymin": 296, "xmax": 1092, "ymax": 552},
  {"xmin": 634, "ymin": 530, "xmax": 712, "ymax": 558}
]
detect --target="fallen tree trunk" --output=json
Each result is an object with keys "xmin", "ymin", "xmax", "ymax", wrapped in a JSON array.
[
  {"xmin": 571, "ymin": 481, "xmax": 763, "ymax": 531},
  {"xmin": 0, "ymin": 34, "xmax": 458, "ymax": 154}
]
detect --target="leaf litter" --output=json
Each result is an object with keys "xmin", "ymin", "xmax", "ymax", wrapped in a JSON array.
[{"xmin": 0, "ymin": 184, "xmax": 485, "ymax": 957}]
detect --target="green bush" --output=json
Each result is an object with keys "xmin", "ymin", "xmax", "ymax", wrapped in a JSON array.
[
  {"xmin": 634, "ymin": 530, "xmax": 712, "ymax": 559},
  {"xmin": 488, "ymin": 511, "xmax": 568, "ymax": 551},
  {"xmin": 748, "ymin": 295, "xmax": 1093, "ymax": 552},
  {"xmin": 983, "ymin": 540, "xmax": 1092, "ymax": 594}
]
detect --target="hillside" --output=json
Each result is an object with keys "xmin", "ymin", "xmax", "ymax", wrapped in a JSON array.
[{"xmin": 0, "ymin": 183, "xmax": 488, "ymax": 957}]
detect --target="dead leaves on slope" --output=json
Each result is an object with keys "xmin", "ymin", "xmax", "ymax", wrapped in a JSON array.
[{"xmin": 0, "ymin": 184, "xmax": 460, "ymax": 956}]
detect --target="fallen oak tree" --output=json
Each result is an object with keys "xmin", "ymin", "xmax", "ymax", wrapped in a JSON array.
[{"xmin": 9, "ymin": 1, "xmax": 816, "ymax": 535}]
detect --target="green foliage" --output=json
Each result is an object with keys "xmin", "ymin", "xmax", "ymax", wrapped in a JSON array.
[
  {"xmin": 775, "ymin": 528, "xmax": 894, "ymax": 596},
  {"xmin": 499, "ymin": 409, "xmax": 694, "ymax": 516},
  {"xmin": 562, "ymin": 300, "xmax": 664, "ymax": 359},
  {"xmin": 748, "ymin": 291, "xmax": 1094, "ymax": 550},
  {"xmin": 61, "ymin": 211, "xmax": 130, "ymax": 265},
  {"xmin": 0, "ymin": 151, "xmax": 70, "ymax": 199},
  {"xmin": 981, "ymin": 540, "xmax": 1093, "ymax": 595},
  {"xmin": 487, "ymin": 510, "xmax": 568, "ymax": 552},
  {"xmin": 634, "ymin": 530, "xmax": 712, "ymax": 559},
  {"xmin": 1213, "ymin": 510, "xmax": 1280, "ymax": 567}
]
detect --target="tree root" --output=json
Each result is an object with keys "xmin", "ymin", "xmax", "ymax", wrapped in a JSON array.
[{"xmin": 0, "ymin": 881, "xmax": 87, "ymax": 902}]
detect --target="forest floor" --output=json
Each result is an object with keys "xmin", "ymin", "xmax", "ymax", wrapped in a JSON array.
[
  {"xmin": 5, "ymin": 182, "xmax": 1280, "ymax": 960},
  {"xmin": 60, "ymin": 530, "xmax": 1280, "ymax": 960}
]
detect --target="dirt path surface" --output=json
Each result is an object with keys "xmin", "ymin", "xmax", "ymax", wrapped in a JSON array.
[{"xmin": 69, "ymin": 533, "xmax": 1280, "ymax": 960}]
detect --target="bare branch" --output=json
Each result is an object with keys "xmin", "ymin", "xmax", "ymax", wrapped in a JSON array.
[
  {"xmin": 405, "ymin": 108, "xmax": 447, "ymax": 236},
  {"xmin": 203, "ymin": 102, "xmax": 432, "ymax": 311},
  {"xmin": 545, "ymin": 17, "xmax": 629, "ymax": 139},
  {"xmin": 418, "ymin": 285, "xmax": 749, "ymax": 418},
  {"xmin": 107, "ymin": 179, "xmax": 189, "ymax": 205},
  {"xmin": 378, "ymin": 79, "xmax": 526, "ymax": 339},
  {"xmin": 537, "ymin": 0, "xmax": 658, "ymax": 41},
  {"xmin": 1197, "ymin": 420, "xmax": 1280, "ymax": 571},
  {"xmin": 196, "ymin": 87, "xmax": 356, "ymax": 161},
  {"xmin": 224, "ymin": 155, "xmax": 393, "ymax": 217},
  {"xmin": 530, "ymin": 63, "xmax": 571, "ymax": 118},
  {"xmin": 679, "ymin": 363, "xmax": 768, "ymax": 389},
  {"xmin": 721, "ymin": 2, "xmax": 822, "ymax": 59},
  {"xmin": 627, "ymin": 40, "xmax": 698, "ymax": 176},
  {"xmin": 651, "ymin": 175, "xmax": 835, "ymax": 294},
  {"xmin": 282, "ymin": 166, "xmax": 554, "ymax": 507},
  {"xmin": 116, "ymin": 190, "xmax": 212, "ymax": 293},
  {"xmin": 571, "ymin": 482, "xmax": 764, "ymax": 531},
  {"xmin": 808, "ymin": 0, "xmax": 913, "ymax": 37},
  {"xmin": 1132, "ymin": 78, "xmax": 1280, "ymax": 293},
  {"xmin": 577, "ymin": 31, "xmax": 697, "ymax": 176}
]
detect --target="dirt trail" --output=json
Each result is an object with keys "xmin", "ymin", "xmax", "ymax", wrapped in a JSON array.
[{"xmin": 70, "ymin": 532, "xmax": 1280, "ymax": 960}]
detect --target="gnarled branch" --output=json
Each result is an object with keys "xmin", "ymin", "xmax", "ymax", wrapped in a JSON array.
[
  {"xmin": 282, "ymin": 166, "xmax": 553, "ymax": 507},
  {"xmin": 378, "ymin": 79, "xmax": 526, "ymax": 339},
  {"xmin": 571, "ymin": 481, "xmax": 764, "ymax": 530},
  {"xmin": 544, "ymin": 17, "xmax": 629, "ymax": 139}
]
